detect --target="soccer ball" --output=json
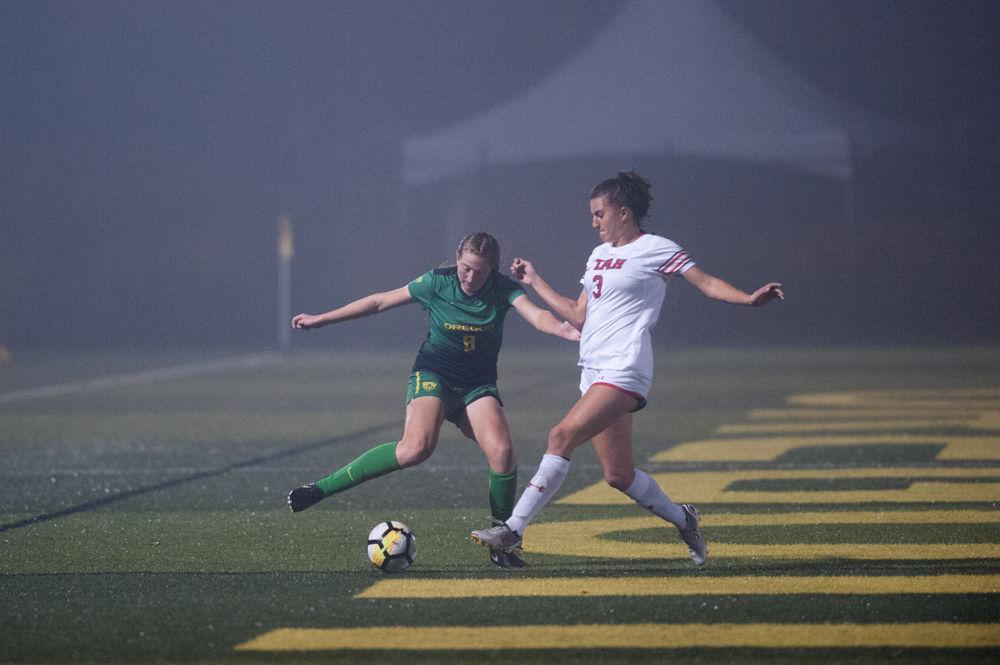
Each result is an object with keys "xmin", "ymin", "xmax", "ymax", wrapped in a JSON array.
[{"xmin": 366, "ymin": 520, "xmax": 416, "ymax": 572}]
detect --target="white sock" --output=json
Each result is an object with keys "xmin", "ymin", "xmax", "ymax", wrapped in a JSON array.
[
  {"xmin": 505, "ymin": 454, "xmax": 571, "ymax": 535},
  {"xmin": 624, "ymin": 468, "xmax": 686, "ymax": 528}
]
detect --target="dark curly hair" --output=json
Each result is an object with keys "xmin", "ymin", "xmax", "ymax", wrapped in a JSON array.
[{"xmin": 590, "ymin": 171, "xmax": 653, "ymax": 223}]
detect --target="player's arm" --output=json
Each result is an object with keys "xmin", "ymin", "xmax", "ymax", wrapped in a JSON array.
[
  {"xmin": 511, "ymin": 294, "xmax": 581, "ymax": 342},
  {"xmin": 292, "ymin": 285, "xmax": 415, "ymax": 330},
  {"xmin": 681, "ymin": 266, "xmax": 784, "ymax": 306},
  {"xmin": 510, "ymin": 257, "xmax": 588, "ymax": 330}
]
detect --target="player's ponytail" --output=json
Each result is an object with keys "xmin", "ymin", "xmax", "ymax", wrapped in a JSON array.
[{"xmin": 590, "ymin": 171, "xmax": 653, "ymax": 224}]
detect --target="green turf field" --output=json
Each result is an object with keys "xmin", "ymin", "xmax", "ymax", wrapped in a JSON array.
[{"xmin": 1, "ymin": 347, "xmax": 998, "ymax": 664}]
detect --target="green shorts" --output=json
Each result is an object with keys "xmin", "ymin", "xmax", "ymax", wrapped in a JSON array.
[{"xmin": 406, "ymin": 370, "xmax": 503, "ymax": 425}]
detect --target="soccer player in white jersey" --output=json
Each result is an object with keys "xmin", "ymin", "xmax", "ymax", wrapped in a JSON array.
[{"xmin": 471, "ymin": 171, "xmax": 783, "ymax": 565}]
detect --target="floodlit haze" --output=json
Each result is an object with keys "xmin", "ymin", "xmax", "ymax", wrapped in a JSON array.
[{"xmin": 1, "ymin": 0, "xmax": 997, "ymax": 351}]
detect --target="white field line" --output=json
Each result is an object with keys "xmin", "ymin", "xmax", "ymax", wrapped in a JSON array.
[
  {"xmin": 0, "ymin": 462, "xmax": 611, "ymax": 476},
  {"xmin": 0, "ymin": 353, "xmax": 280, "ymax": 405}
]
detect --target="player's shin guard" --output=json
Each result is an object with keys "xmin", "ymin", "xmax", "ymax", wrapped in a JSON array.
[
  {"xmin": 505, "ymin": 454, "xmax": 570, "ymax": 535},
  {"xmin": 316, "ymin": 441, "xmax": 401, "ymax": 496},
  {"xmin": 624, "ymin": 468, "xmax": 686, "ymax": 528},
  {"xmin": 488, "ymin": 468, "xmax": 517, "ymax": 523}
]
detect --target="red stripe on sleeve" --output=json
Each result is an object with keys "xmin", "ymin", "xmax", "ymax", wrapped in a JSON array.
[{"xmin": 657, "ymin": 251, "xmax": 691, "ymax": 274}]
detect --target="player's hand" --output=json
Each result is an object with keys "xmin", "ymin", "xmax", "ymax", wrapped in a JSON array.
[
  {"xmin": 559, "ymin": 320, "xmax": 581, "ymax": 342},
  {"xmin": 510, "ymin": 257, "xmax": 537, "ymax": 285},
  {"xmin": 749, "ymin": 282, "xmax": 784, "ymax": 306},
  {"xmin": 292, "ymin": 313, "xmax": 322, "ymax": 329}
]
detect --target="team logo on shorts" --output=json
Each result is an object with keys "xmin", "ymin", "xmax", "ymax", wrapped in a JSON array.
[{"xmin": 422, "ymin": 381, "xmax": 438, "ymax": 392}]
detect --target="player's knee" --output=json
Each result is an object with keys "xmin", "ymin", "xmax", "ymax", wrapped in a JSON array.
[
  {"xmin": 546, "ymin": 424, "xmax": 575, "ymax": 454},
  {"xmin": 476, "ymin": 431, "xmax": 515, "ymax": 472},
  {"xmin": 489, "ymin": 441, "xmax": 516, "ymax": 474},
  {"xmin": 604, "ymin": 470, "xmax": 632, "ymax": 492},
  {"xmin": 396, "ymin": 436, "xmax": 436, "ymax": 467}
]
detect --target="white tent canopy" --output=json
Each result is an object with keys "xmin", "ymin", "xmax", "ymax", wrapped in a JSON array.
[{"xmin": 402, "ymin": 0, "xmax": 857, "ymax": 185}]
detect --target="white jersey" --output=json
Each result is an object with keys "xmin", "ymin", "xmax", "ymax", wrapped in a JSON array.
[{"xmin": 578, "ymin": 233, "xmax": 694, "ymax": 374}]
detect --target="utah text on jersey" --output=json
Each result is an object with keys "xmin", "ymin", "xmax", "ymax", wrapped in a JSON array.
[{"xmin": 593, "ymin": 258, "xmax": 627, "ymax": 270}]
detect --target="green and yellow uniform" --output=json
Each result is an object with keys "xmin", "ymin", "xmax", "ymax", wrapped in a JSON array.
[
  {"xmin": 313, "ymin": 266, "xmax": 524, "ymax": 522},
  {"xmin": 406, "ymin": 267, "xmax": 525, "ymax": 423}
]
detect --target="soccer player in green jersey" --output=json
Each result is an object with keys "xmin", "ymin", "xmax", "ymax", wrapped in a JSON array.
[{"xmin": 286, "ymin": 232, "xmax": 579, "ymax": 568}]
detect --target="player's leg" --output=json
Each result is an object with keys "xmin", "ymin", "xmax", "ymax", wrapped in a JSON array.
[
  {"xmin": 459, "ymin": 396, "xmax": 526, "ymax": 568},
  {"xmin": 394, "ymin": 395, "xmax": 446, "ymax": 466},
  {"xmin": 471, "ymin": 385, "xmax": 635, "ymax": 549},
  {"xmin": 461, "ymin": 396, "xmax": 517, "ymax": 508},
  {"xmin": 545, "ymin": 384, "xmax": 639, "ymax": 458},
  {"xmin": 589, "ymin": 410, "xmax": 637, "ymax": 489},
  {"xmin": 510, "ymin": 384, "xmax": 637, "ymax": 527},
  {"xmin": 461, "ymin": 396, "xmax": 515, "ymax": 472},
  {"xmin": 590, "ymin": 413, "xmax": 683, "ymax": 526},
  {"xmin": 590, "ymin": 411, "xmax": 706, "ymax": 564},
  {"xmin": 287, "ymin": 396, "xmax": 444, "ymax": 512}
]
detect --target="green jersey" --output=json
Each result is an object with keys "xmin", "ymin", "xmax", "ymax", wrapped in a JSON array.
[{"xmin": 407, "ymin": 267, "xmax": 525, "ymax": 387}]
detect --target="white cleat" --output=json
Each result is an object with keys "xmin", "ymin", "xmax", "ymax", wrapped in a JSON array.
[
  {"xmin": 678, "ymin": 504, "xmax": 708, "ymax": 565},
  {"xmin": 480, "ymin": 518, "xmax": 525, "ymax": 568},
  {"xmin": 470, "ymin": 521, "xmax": 523, "ymax": 554}
]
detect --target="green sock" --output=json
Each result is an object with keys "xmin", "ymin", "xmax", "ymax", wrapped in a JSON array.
[
  {"xmin": 488, "ymin": 468, "xmax": 517, "ymax": 522},
  {"xmin": 316, "ymin": 442, "xmax": 401, "ymax": 496}
]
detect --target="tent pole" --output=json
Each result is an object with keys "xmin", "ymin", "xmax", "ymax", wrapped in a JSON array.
[{"xmin": 843, "ymin": 136, "xmax": 859, "ymax": 343}]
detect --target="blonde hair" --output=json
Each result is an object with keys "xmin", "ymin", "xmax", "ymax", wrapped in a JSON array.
[{"xmin": 456, "ymin": 231, "xmax": 501, "ymax": 271}]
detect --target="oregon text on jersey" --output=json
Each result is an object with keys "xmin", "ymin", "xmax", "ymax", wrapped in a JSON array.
[{"xmin": 443, "ymin": 322, "xmax": 494, "ymax": 332}]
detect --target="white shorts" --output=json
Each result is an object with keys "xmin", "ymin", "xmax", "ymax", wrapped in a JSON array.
[{"xmin": 579, "ymin": 367, "xmax": 650, "ymax": 412}]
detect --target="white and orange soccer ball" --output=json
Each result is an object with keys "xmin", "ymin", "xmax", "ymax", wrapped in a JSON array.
[{"xmin": 366, "ymin": 520, "xmax": 417, "ymax": 572}]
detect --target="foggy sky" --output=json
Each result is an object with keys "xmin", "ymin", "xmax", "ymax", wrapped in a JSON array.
[{"xmin": 2, "ymin": 1, "xmax": 997, "ymax": 350}]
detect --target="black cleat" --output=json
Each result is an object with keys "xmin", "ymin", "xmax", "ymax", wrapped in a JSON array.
[
  {"xmin": 489, "ymin": 547, "xmax": 525, "ymax": 569},
  {"xmin": 287, "ymin": 483, "xmax": 325, "ymax": 512}
]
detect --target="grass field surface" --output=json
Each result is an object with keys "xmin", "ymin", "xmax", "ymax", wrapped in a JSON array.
[{"xmin": 1, "ymin": 347, "xmax": 998, "ymax": 664}]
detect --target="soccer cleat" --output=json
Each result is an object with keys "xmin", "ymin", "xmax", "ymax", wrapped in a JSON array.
[
  {"xmin": 489, "ymin": 547, "xmax": 526, "ymax": 569},
  {"xmin": 287, "ymin": 483, "xmax": 325, "ymax": 512},
  {"xmin": 678, "ymin": 504, "xmax": 708, "ymax": 565},
  {"xmin": 470, "ymin": 520, "xmax": 522, "ymax": 554},
  {"xmin": 481, "ymin": 518, "xmax": 525, "ymax": 568}
]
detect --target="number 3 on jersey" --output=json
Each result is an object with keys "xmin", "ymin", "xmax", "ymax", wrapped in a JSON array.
[{"xmin": 592, "ymin": 275, "xmax": 603, "ymax": 299}]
